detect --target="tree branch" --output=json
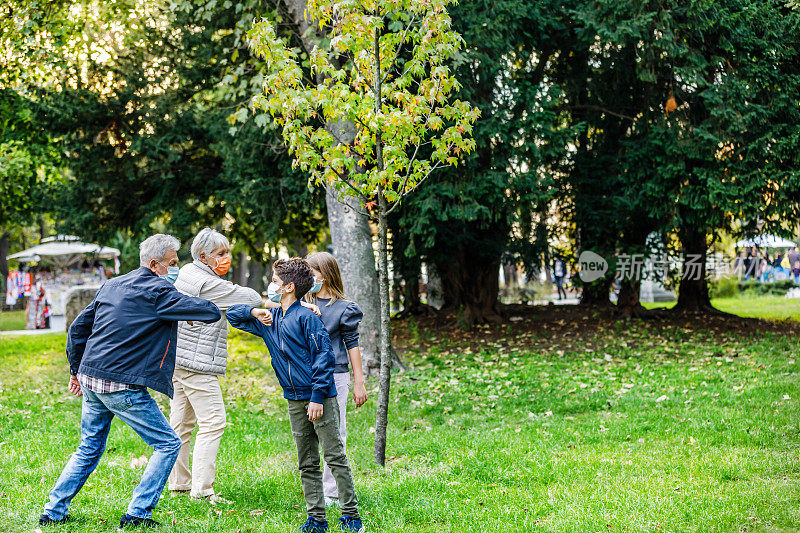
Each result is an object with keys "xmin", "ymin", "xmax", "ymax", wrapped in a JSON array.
[
  {"xmin": 565, "ymin": 104, "xmax": 638, "ymax": 122},
  {"xmin": 381, "ymin": 14, "xmax": 417, "ymax": 85}
]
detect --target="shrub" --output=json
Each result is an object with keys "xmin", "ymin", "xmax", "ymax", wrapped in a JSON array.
[{"xmin": 710, "ymin": 277, "xmax": 738, "ymax": 298}]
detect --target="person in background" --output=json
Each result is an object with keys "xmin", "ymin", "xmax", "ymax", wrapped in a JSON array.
[
  {"xmin": 39, "ymin": 234, "xmax": 221, "ymax": 530},
  {"xmin": 742, "ymin": 250, "xmax": 752, "ymax": 280},
  {"xmin": 793, "ymin": 260, "xmax": 800, "ymax": 285},
  {"xmin": 759, "ymin": 253, "xmax": 771, "ymax": 283},
  {"xmin": 553, "ymin": 256, "xmax": 567, "ymax": 300},
  {"xmin": 304, "ymin": 252, "xmax": 368, "ymax": 506},
  {"xmin": 25, "ymin": 273, "xmax": 49, "ymax": 330},
  {"xmin": 773, "ymin": 251, "xmax": 785, "ymax": 280},
  {"xmin": 781, "ymin": 250, "xmax": 792, "ymax": 277}
]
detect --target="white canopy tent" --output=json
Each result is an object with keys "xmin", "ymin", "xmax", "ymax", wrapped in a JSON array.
[
  {"xmin": 734, "ymin": 235, "xmax": 797, "ymax": 249},
  {"xmin": 7, "ymin": 235, "xmax": 120, "ymax": 269}
]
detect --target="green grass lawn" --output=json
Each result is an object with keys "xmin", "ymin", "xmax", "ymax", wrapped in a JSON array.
[
  {"xmin": 0, "ymin": 303, "xmax": 798, "ymax": 532},
  {"xmin": 0, "ymin": 309, "xmax": 26, "ymax": 331},
  {"xmin": 643, "ymin": 294, "xmax": 800, "ymax": 322}
]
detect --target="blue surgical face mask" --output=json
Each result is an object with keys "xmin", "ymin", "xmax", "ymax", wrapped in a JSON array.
[
  {"xmin": 160, "ymin": 266, "xmax": 179, "ymax": 285},
  {"xmin": 267, "ymin": 282, "xmax": 283, "ymax": 303},
  {"xmin": 310, "ymin": 280, "xmax": 323, "ymax": 294}
]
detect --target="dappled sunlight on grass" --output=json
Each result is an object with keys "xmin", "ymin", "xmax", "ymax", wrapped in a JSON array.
[{"xmin": 0, "ymin": 306, "xmax": 797, "ymax": 531}]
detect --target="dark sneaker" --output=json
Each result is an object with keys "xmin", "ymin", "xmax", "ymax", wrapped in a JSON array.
[
  {"xmin": 119, "ymin": 514, "xmax": 161, "ymax": 529},
  {"xmin": 298, "ymin": 516, "xmax": 328, "ymax": 533},
  {"xmin": 38, "ymin": 514, "xmax": 70, "ymax": 526},
  {"xmin": 339, "ymin": 515, "xmax": 364, "ymax": 532}
]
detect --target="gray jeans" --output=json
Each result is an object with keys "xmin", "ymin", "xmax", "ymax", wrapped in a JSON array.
[
  {"xmin": 287, "ymin": 396, "xmax": 359, "ymax": 520},
  {"xmin": 323, "ymin": 372, "xmax": 351, "ymax": 498}
]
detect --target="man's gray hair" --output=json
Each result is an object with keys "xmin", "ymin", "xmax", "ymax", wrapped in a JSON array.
[
  {"xmin": 191, "ymin": 228, "xmax": 230, "ymax": 260},
  {"xmin": 139, "ymin": 234, "xmax": 181, "ymax": 266}
]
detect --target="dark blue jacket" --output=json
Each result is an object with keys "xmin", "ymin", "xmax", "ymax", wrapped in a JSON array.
[
  {"xmin": 67, "ymin": 267, "xmax": 221, "ymax": 397},
  {"xmin": 227, "ymin": 301, "xmax": 336, "ymax": 404}
]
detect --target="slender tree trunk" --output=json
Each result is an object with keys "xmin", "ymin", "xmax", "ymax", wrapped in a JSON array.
[
  {"xmin": 374, "ymin": 195, "xmax": 392, "ymax": 467},
  {"xmin": 373, "ymin": 33, "xmax": 393, "ymax": 466}
]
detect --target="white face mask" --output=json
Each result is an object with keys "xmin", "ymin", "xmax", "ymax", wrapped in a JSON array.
[{"xmin": 267, "ymin": 282, "xmax": 283, "ymax": 303}]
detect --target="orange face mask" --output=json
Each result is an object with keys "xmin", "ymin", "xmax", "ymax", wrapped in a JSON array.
[{"xmin": 209, "ymin": 255, "xmax": 231, "ymax": 276}]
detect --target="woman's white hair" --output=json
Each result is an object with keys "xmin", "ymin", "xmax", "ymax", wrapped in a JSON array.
[
  {"xmin": 191, "ymin": 228, "xmax": 230, "ymax": 260},
  {"xmin": 139, "ymin": 234, "xmax": 180, "ymax": 265}
]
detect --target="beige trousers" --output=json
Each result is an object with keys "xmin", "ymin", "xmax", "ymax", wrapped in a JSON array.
[
  {"xmin": 168, "ymin": 368, "xmax": 227, "ymax": 497},
  {"xmin": 322, "ymin": 372, "xmax": 351, "ymax": 498}
]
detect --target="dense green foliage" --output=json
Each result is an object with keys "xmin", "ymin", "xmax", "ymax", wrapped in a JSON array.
[{"xmin": 1, "ymin": 0, "xmax": 799, "ymax": 314}]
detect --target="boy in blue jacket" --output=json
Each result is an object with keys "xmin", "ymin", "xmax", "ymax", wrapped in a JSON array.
[{"xmin": 227, "ymin": 258, "xmax": 363, "ymax": 533}]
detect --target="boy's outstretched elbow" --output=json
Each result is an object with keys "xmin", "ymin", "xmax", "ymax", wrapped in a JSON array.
[{"xmin": 226, "ymin": 304, "xmax": 252, "ymax": 329}]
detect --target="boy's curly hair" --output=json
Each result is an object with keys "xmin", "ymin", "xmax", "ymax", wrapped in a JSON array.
[{"xmin": 273, "ymin": 258, "xmax": 314, "ymax": 299}]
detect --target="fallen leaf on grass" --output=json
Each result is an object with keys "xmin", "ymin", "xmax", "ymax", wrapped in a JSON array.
[
  {"xmin": 655, "ymin": 395, "xmax": 668, "ymax": 402},
  {"xmin": 129, "ymin": 455, "xmax": 148, "ymax": 469}
]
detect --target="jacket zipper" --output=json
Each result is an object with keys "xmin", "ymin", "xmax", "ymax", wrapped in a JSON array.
[
  {"xmin": 280, "ymin": 310, "xmax": 298, "ymax": 399},
  {"xmin": 159, "ymin": 340, "xmax": 171, "ymax": 369},
  {"xmin": 311, "ymin": 332, "xmax": 319, "ymax": 356}
]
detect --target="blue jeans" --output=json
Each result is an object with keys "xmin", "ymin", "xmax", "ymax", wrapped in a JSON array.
[{"xmin": 43, "ymin": 387, "xmax": 181, "ymax": 520}]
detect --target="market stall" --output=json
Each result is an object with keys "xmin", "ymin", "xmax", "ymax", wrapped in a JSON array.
[{"xmin": 6, "ymin": 235, "xmax": 120, "ymax": 322}]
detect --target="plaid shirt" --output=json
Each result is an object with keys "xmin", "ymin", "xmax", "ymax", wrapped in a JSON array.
[{"xmin": 77, "ymin": 373, "xmax": 133, "ymax": 394}]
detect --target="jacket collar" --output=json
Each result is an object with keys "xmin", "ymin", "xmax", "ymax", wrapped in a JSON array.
[
  {"xmin": 280, "ymin": 299, "xmax": 303, "ymax": 317},
  {"xmin": 138, "ymin": 266, "xmax": 157, "ymax": 277},
  {"xmin": 192, "ymin": 259, "xmax": 219, "ymax": 277}
]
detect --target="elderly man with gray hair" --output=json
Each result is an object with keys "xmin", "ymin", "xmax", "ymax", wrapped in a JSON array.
[{"xmin": 40, "ymin": 234, "xmax": 221, "ymax": 530}]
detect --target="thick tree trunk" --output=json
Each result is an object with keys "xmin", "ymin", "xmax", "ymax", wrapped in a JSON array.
[
  {"xmin": 436, "ymin": 248, "xmax": 502, "ymax": 327},
  {"xmin": 326, "ymin": 189, "xmax": 381, "ymax": 376},
  {"xmin": 580, "ymin": 277, "xmax": 612, "ymax": 307},
  {"xmin": 425, "ymin": 262, "xmax": 444, "ymax": 309},
  {"xmin": 672, "ymin": 227, "xmax": 722, "ymax": 314},
  {"xmin": 231, "ymin": 251, "xmax": 248, "ymax": 286},
  {"xmin": 615, "ymin": 278, "xmax": 656, "ymax": 318},
  {"xmin": 246, "ymin": 259, "xmax": 265, "ymax": 294}
]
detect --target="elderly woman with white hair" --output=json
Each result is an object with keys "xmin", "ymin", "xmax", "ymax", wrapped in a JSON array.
[{"xmin": 168, "ymin": 228, "xmax": 318, "ymax": 502}]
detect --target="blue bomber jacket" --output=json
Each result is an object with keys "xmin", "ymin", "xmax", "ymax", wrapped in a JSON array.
[
  {"xmin": 226, "ymin": 301, "xmax": 337, "ymax": 404},
  {"xmin": 67, "ymin": 267, "xmax": 222, "ymax": 398}
]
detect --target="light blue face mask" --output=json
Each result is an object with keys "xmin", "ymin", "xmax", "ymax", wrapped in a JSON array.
[
  {"xmin": 267, "ymin": 282, "xmax": 283, "ymax": 303},
  {"xmin": 159, "ymin": 264, "xmax": 180, "ymax": 284},
  {"xmin": 309, "ymin": 280, "xmax": 323, "ymax": 294}
]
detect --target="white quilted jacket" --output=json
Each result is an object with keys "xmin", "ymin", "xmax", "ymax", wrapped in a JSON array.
[{"xmin": 174, "ymin": 260, "xmax": 263, "ymax": 375}]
